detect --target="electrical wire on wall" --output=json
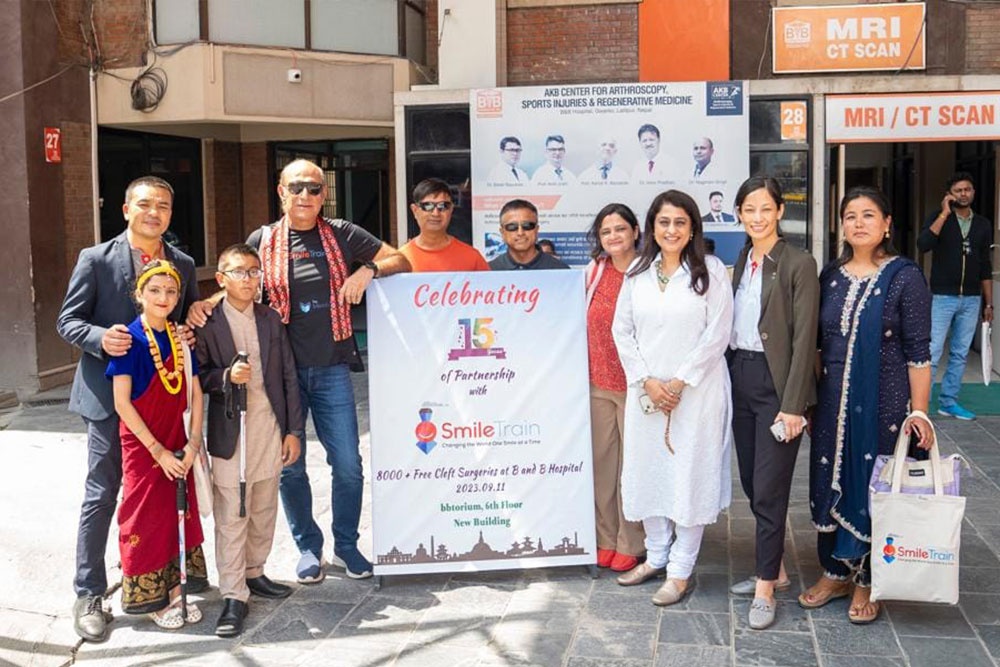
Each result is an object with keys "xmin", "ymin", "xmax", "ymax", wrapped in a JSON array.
[{"xmin": 128, "ymin": 54, "xmax": 167, "ymax": 112}]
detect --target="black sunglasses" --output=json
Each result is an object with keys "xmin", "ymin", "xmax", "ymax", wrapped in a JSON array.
[
  {"xmin": 286, "ymin": 181, "xmax": 324, "ymax": 196},
  {"xmin": 417, "ymin": 201, "xmax": 454, "ymax": 212},
  {"xmin": 503, "ymin": 221, "xmax": 538, "ymax": 232}
]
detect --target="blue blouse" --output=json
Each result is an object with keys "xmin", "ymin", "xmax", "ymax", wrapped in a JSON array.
[{"xmin": 105, "ymin": 318, "xmax": 198, "ymax": 400}]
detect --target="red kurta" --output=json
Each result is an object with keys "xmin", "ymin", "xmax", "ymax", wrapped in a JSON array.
[{"xmin": 587, "ymin": 265, "xmax": 628, "ymax": 392}]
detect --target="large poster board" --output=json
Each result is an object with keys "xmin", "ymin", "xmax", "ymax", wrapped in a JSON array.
[
  {"xmin": 471, "ymin": 82, "xmax": 749, "ymax": 265},
  {"xmin": 367, "ymin": 272, "xmax": 596, "ymax": 575}
]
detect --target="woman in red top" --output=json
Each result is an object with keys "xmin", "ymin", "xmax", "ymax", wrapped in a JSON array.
[{"xmin": 585, "ymin": 203, "xmax": 645, "ymax": 571}]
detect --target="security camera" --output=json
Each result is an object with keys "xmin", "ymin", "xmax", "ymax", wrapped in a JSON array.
[{"xmin": 287, "ymin": 68, "xmax": 302, "ymax": 83}]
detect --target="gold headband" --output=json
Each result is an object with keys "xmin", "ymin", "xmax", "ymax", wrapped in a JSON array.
[{"xmin": 137, "ymin": 263, "xmax": 182, "ymax": 292}]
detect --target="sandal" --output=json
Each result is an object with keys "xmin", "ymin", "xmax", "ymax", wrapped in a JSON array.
[
  {"xmin": 848, "ymin": 588, "xmax": 880, "ymax": 624},
  {"xmin": 167, "ymin": 598, "xmax": 203, "ymax": 624},
  {"xmin": 183, "ymin": 603, "xmax": 203, "ymax": 624},
  {"xmin": 149, "ymin": 605, "xmax": 184, "ymax": 630},
  {"xmin": 797, "ymin": 579, "xmax": 850, "ymax": 609}
]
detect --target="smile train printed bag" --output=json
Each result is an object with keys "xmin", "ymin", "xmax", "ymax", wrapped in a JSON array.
[{"xmin": 870, "ymin": 411, "xmax": 965, "ymax": 604}]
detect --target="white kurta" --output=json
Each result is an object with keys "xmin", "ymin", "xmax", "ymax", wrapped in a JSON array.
[{"xmin": 612, "ymin": 254, "xmax": 734, "ymax": 526}]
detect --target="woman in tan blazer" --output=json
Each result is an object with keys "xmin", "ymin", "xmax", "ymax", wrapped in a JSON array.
[{"xmin": 727, "ymin": 177, "xmax": 820, "ymax": 629}]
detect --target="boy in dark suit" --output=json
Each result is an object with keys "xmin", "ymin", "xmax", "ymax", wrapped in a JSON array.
[{"xmin": 195, "ymin": 244, "xmax": 303, "ymax": 637}]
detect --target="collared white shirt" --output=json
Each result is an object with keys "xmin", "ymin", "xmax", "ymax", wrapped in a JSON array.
[
  {"xmin": 532, "ymin": 162, "xmax": 576, "ymax": 185},
  {"xmin": 631, "ymin": 157, "xmax": 670, "ymax": 183},
  {"xmin": 487, "ymin": 162, "xmax": 529, "ymax": 186},
  {"xmin": 731, "ymin": 257, "xmax": 764, "ymax": 352}
]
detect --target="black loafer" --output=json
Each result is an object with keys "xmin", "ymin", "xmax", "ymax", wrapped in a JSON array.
[
  {"xmin": 215, "ymin": 598, "xmax": 248, "ymax": 638},
  {"xmin": 73, "ymin": 595, "xmax": 111, "ymax": 642},
  {"xmin": 187, "ymin": 576, "xmax": 210, "ymax": 594},
  {"xmin": 246, "ymin": 575, "xmax": 293, "ymax": 599}
]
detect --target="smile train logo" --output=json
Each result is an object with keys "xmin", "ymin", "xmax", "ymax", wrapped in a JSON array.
[
  {"xmin": 883, "ymin": 536, "xmax": 896, "ymax": 564},
  {"xmin": 415, "ymin": 408, "xmax": 437, "ymax": 455}
]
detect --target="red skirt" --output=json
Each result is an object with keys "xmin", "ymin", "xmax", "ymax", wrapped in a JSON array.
[{"xmin": 118, "ymin": 362, "xmax": 206, "ymax": 613}]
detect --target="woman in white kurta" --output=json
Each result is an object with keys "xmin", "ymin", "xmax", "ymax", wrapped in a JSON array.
[{"xmin": 612, "ymin": 189, "xmax": 734, "ymax": 606}]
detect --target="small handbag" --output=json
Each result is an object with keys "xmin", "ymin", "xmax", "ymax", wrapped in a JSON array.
[
  {"xmin": 870, "ymin": 411, "xmax": 965, "ymax": 604},
  {"xmin": 182, "ymin": 340, "xmax": 214, "ymax": 517}
]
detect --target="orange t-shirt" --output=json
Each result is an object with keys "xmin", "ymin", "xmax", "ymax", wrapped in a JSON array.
[{"xmin": 400, "ymin": 237, "xmax": 490, "ymax": 273}]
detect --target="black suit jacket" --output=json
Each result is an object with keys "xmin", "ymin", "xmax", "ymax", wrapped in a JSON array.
[
  {"xmin": 195, "ymin": 301, "xmax": 304, "ymax": 460},
  {"xmin": 730, "ymin": 239, "xmax": 820, "ymax": 415},
  {"xmin": 56, "ymin": 232, "xmax": 199, "ymax": 421}
]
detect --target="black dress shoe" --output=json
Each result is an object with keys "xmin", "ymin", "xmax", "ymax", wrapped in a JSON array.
[
  {"xmin": 246, "ymin": 574, "xmax": 293, "ymax": 599},
  {"xmin": 215, "ymin": 598, "xmax": 248, "ymax": 638},
  {"xmin": 187, "ymin": 576, "xmax": 210, "ymax": 594},
  {"xmin": 73, "ymin": 595, "xmax": 111, "ymax": 642}
]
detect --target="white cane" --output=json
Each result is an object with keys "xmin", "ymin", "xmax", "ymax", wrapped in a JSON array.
[
  {"xmin": 235, "ymin": 351, "xmax": 249, "ymax": 518},
  {"xmin": 173, "ymin": 450, "xmax": 188, "ymax": 620}
]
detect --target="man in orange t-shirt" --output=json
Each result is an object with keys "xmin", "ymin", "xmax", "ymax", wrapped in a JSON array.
[{"xmin": 401, "ymin": 178, "xmax": 490, "ymax": 272}]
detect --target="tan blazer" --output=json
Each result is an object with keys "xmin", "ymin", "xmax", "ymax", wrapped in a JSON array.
[{"xmin": 731, "ymin": 239, "xmax": 820, "ymax": 415}]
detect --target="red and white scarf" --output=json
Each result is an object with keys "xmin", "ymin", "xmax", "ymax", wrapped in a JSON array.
[{"xmin": 261, "ymin": 216, "xmax": 353, "ymax": 342}]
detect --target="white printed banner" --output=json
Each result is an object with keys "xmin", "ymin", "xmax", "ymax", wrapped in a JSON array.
[
  {"xmin": 471, "ymin": 82, "xmax": 750, "ymax": 265},
  {"xmin": 367, "ymin": 271, "xmax": 596, "ymax": 575}
]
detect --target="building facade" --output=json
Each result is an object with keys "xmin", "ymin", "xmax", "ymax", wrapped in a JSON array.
[{"xmin": 1, "ymin": 0, "xmax": 998, "ymax": 396}]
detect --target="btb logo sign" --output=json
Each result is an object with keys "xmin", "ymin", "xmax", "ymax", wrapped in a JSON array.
[
  {"xmin": 476, "ymin": 90, "xmax": 503, "ymax": 118},
  {"xmin": 415, "ymin": 408, "xmax": 438, "ymax": 455}
]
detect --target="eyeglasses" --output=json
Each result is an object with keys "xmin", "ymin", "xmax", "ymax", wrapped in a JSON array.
[
  {"xmin": 286, "ymin": 181, "xmax": 324, "ymax": 196},
  {"xmin": 222, "ymin": 268, "xmax": 263, "ymax": 280},
  {"xmin": 502, "ymin": 221, "xmax": 538, "ymax": 232},
  {"xmin": 503, "ymin": 147, "xmax": 523, "ymax": 153},
  {"xmin": 416, "ymin": 201, "xmax": 454, "ymax": 212}
]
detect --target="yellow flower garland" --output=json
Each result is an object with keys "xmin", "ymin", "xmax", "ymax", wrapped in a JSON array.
[{"xmin": 140, "ymin": 316, "xmax": 184, "ymax": 395}]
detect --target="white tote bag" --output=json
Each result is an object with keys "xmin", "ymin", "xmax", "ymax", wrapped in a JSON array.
[
  {"xmin": 982, "ymin": 322, "xmax": 992, "ymax": 386},
  {"xmin": 182, "ymin": 340, "xmax": 214, "ymax": 517},
  {"xmin": 870, "ymin": 411, "xmax": 965, "ymax": 604}
]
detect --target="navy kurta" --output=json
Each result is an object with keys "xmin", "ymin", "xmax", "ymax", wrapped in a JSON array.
[{"xmin": 810, "ymin": 258, "xmax": 931, "ymax": 536}]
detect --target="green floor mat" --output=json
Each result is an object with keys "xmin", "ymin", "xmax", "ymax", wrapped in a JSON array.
[{"xmin": 931, "ymin": 382, "xmax": 1000, "ymax": 416}]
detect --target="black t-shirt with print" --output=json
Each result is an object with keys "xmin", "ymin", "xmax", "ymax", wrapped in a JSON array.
[{"xmin": 248, "ymin": 219, "xmax": 382, "ymax": 368}]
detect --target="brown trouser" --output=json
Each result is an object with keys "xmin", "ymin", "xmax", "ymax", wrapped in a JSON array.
[
  {"xmin": 590, "ymin": 385, "xmax": 645, "ymax": 556},
  {"xmin": 213, "ymin": 476, "xmax": 280, "ymax": 602}
]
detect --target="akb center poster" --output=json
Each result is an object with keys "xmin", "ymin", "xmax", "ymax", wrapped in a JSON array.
[
  {"xmin": 470, "ymin": 81, "xmax": 750, "ymax": 265},
  {"xmin": 366, "ymin": 271, "xmax": 596, "ymax": 576}
]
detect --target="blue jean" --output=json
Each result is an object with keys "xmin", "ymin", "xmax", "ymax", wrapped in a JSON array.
[
  {"xmin": 930, "ymin": 295, "xmax": 981, "ymax": 408},
  {"xmin": 74, "ymin": 414, "xmax": 123, "ymax": 597},
  {"xmin": 280, "ymin": 364, "xmax": 363, "ymax": 558}
]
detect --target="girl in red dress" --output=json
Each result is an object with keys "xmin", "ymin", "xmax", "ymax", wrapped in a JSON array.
[{"xmin": 106, "ymin": 259, "xmax": 207, "ymax": 629}]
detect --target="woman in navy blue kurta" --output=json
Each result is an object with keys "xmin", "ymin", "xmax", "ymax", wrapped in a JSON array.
[{"xmin": 800, "ymin": 186, "xmax": 933, "ymax": 624}]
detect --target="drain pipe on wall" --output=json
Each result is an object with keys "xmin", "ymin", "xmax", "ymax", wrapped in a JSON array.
[{"xmin": 89, "ymin": 65, "xmax": 100, "ymax": 243}]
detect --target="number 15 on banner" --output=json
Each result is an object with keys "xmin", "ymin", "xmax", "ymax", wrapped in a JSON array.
[{"xmin": 448, "ymin": 317, "xmax": 507, "ymax": 360}]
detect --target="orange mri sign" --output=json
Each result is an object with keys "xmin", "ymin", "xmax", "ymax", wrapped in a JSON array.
[{"xmin": 772, "ymin": 2, "xmax": 926, "ymax": 74}]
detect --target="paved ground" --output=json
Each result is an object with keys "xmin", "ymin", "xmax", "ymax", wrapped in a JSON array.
[{"xmin": 2, "ymin": 373, "xmax": 999, "ymax": 667}]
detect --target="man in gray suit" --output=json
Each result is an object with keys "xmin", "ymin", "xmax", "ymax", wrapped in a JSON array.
[{"xmin": 57, "ymin": 176, "xmax": 199, "ymax": 642}]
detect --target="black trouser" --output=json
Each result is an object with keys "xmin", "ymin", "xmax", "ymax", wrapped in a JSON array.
[
  {"xmin": 730, "ymin": 350, "xmax": 800, "ymax": 581},
  {"xmin": 74, "ymin": 414, "xmax": 122, "ymax": 598}
]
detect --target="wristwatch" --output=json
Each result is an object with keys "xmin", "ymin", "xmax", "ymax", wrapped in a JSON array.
[{"xmin": 364, "ymin": 260, "xmax": 379, "ymax": 278}]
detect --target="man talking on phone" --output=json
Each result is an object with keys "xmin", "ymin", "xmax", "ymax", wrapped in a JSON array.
[{"xmin": 918, "ymin": 172, "xmax": 994, "ymax": 420}]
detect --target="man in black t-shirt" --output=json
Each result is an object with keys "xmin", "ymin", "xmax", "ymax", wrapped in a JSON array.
[
  {"xmin": 189, "ymin": 159, "xmax": 410, "ymax": 582},
  {"xmin": 489, "ymin": 199, "xmax": 570, "ymax": 270}
]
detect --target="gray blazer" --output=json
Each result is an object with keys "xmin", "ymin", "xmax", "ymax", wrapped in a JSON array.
[
  {"xmin": 195, "ymin": 302, "xmax": 304, "ymax": 460},
  {"xmin": 731, "ymin": 239, "xmax": 820, "ymax": 415},
  {"xmin": 56, "ymin": 232, "xmax": 199, "ymax": 421}
]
